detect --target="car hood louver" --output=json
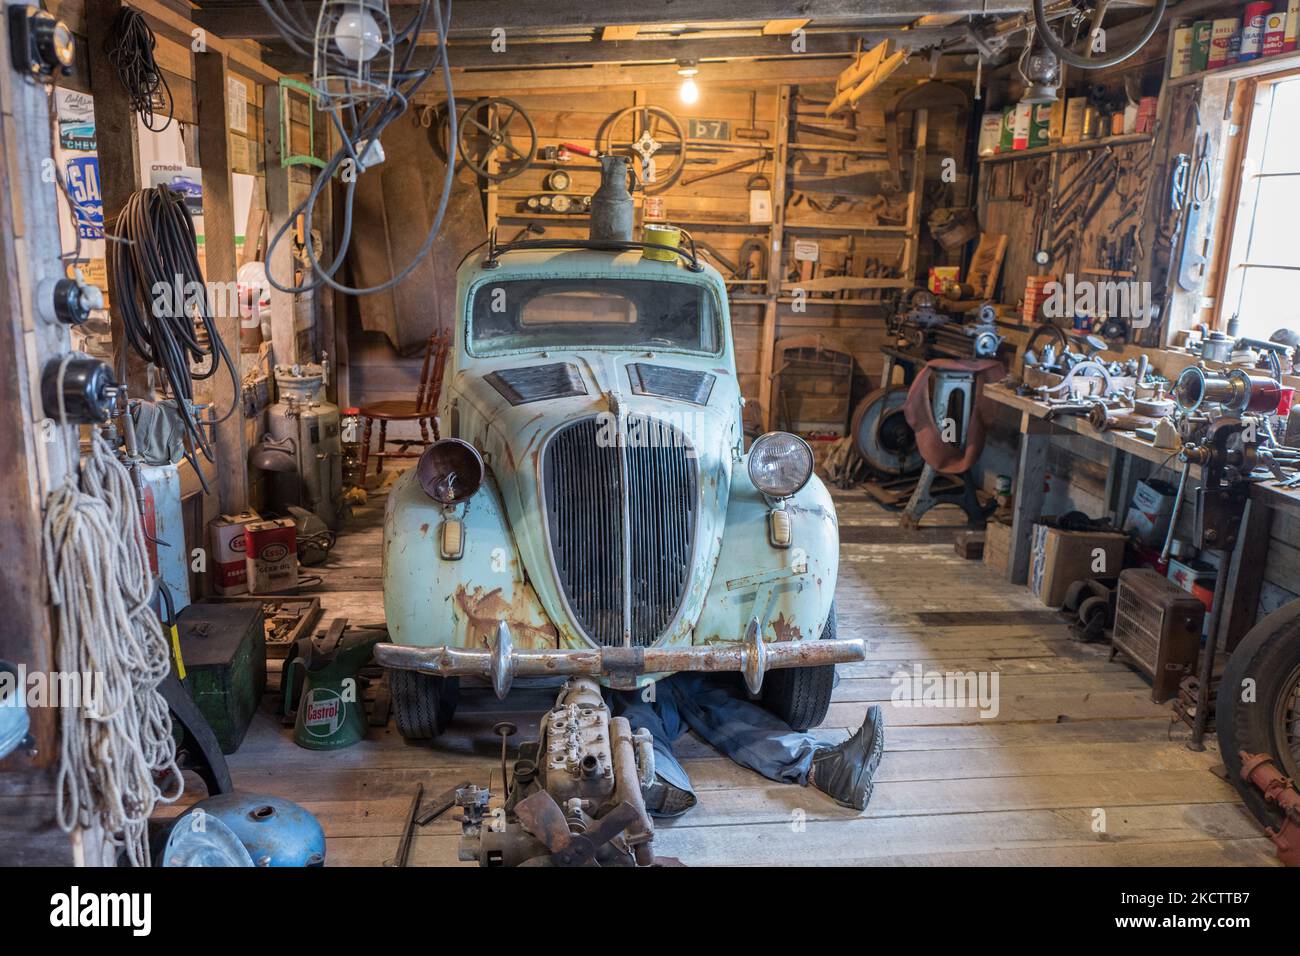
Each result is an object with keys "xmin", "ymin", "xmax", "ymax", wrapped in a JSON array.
[
  {"xmin": 626, "ymin": 363, "xmax": 716, "ymax": 405},
  {"xmin": 484, "ymin": 362, "xmax": 588, "ymax": 405}
]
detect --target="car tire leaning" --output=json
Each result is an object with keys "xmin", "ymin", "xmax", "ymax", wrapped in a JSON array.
[
  {"xmin": 390, "ymin": 669, "xmax": 460, "ymax": 741},
  {"xmin": 1218, "ymin": 599, "xmax": 1300, "ymax": 831},
  {"xmin": 761, "ymin": 601, "xmax": 837, "ymax": 731}
]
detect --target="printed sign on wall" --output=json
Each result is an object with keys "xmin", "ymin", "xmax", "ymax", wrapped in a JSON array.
[
  {"xmin": 55, "ymin": 89, "xmax": 96, "ymax": 151},
  {"xmin": 64, "ymin": 156, "xmax": 103, "ymax": 239}
]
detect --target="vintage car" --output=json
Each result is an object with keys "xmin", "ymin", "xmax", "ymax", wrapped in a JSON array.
[{"xmin": 374, "ymin": 218, "xmax": 865, "ymax": 742}]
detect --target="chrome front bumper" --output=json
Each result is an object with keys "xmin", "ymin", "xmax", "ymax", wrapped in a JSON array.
[{"xmin": 375, "ymin": 620, "xmax": 866, "ymax": 697}]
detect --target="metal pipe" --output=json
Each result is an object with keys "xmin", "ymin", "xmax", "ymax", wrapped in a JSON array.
[
  {"xmin": 1189, "ymin": 550, "xmax": 1231, "ymax": 751},
  {"xmin": 610, "ymin": 715, "xmax": 655, "ymax": 866},
  {"xmin": 1160, "ymin": 456, "xmax": 1192, "ymax": 565}
]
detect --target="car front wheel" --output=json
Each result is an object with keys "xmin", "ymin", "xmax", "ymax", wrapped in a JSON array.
[
  {"xmin": 761, "ymin": 601, "xmax": 838, "ymax": 730},
  {"xmin": 389, "ymin": 669, "xmax": 459, "ymax": 741}
]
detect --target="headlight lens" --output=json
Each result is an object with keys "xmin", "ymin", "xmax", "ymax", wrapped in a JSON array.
[
  {"xmin": 747, "ymin": 432, "xmax": 813, "ymax": 498},
  {"xmin": 417, "ymin": 438, "xmax": 484, "ymax": 505}
]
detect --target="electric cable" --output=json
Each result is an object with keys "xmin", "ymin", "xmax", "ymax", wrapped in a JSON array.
[
  {"xmin": 45, "ymin": 360, "xmax": 181, "ymax": 867},
  {"xmin": 259, "ymin": 0, "xmax": 459, "ymax": 298},
  {"xmin": 106, "ymin": 186, "xmax": 239, "ymax": 492},
  {"xmin": 105, "ymin": 8, "xmax": 173, "ymax": 133}
]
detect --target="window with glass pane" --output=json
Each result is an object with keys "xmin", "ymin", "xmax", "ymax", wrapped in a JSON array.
[{"xmin": 1223, "ymin": 76, "xmax": 1300, "ymax": 342}]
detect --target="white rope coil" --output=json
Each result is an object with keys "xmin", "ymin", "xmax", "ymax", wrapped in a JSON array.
[{"xmin": 44, "ymin": 426, "xmax": 181, "ymax": 867}]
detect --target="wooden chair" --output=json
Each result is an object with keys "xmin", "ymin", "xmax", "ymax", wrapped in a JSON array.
[{"xmin": 358, "ymin": 330, "xmax": 451, "ymax": 477}]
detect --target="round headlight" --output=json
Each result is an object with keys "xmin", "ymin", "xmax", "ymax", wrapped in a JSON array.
[
  {"xmin": 747, "ymin": 432, "xmax": 813, "ymax": 498},
  {"xmin": 417, "ymin": 439, "xmax": 484, "ymax": 505}
]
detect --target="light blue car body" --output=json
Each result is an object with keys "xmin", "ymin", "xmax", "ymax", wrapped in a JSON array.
[{"xmin": 382, "ymin": 248, "xmax": 839, "ymax": 689}]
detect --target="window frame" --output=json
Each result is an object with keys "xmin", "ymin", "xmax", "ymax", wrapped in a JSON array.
[{"xmin": 1213, "ymin": 67, "xmax": 1300, "ymax": 337}]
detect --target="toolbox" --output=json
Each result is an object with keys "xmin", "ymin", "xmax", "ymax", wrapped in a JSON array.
[{"xmin": 177, "ymin": 601, "xmax": 267, "ymax": 753}]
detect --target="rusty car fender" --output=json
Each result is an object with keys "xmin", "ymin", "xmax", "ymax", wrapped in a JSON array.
[
  {"xmin": 693, "ymin": 462, "xmax": 839, "ymax": 649},
  {"xmin": 383, "ymin": 468, "xmax": 560, "ymax": 651}
]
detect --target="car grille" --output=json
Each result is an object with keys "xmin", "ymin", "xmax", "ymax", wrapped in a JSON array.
[{"xmin": 542, "ymin": 415, "xmax": 697, "ymax": 647}]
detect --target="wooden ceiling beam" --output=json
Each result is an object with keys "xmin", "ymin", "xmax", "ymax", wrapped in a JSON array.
[
  {"xmin": 416, "ymin": 52, "xmax": 973, "ymax": 97},
  {"xmin": 194, "ymin": 0, "xmax": 1028, "ymax": 42},
  {"xmin": 130, "ymin": 0, "xmax": 282, "ymax": 82},
  {"xmin": 761, "ymin": 18, "xmax": 810, "ymax": 35},
  {"xmin": 602, "ymin": 25, "xmax": 642, "ymax": 40},
  {"xmin": 261, "ymin": 28, "xmax": 966, "ymax": 74}
]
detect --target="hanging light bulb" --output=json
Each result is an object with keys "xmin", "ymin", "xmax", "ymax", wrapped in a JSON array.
[
  {"xmin": 677, "ymin": 60, "xmax": 700, "ymax": 105},
  {"xmin": 1019, "ymin": 27, "xmax": 1061, "ymax": 105},
  {"xmin": 314, "ymin": 0, "xmax": 395, "ymax": 108},
  {"xmin": 334, "ymin": 4, "xmax": 383, "ymax": 61}
]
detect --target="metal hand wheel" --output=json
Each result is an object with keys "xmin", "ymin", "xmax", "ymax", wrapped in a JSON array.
[
  {"xmin": 1032, "ymin": 0, "xmax": 1168, "ymax": 70},
  {"xmin": 456, "ymin": 97, "xmax": 537, "ymax": 181},
  {"xmin": 596, "ymin": 105, "xmax": 687, "ymax": 194}
]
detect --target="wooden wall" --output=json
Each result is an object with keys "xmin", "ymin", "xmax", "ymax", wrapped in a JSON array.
[{"xmin": 345, "ymin": 72, "xmax": 970, "ymax": 425}]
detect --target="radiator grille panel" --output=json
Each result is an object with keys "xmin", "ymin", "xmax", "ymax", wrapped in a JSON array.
[{"xmin": 543, "ymin": 416, "xmax": 697, "ymax": 647}]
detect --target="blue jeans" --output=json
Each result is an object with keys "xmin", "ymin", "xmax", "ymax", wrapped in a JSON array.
[{"xmin": 610, "ymin": 673, "xmax": 827, "ymax": 816}]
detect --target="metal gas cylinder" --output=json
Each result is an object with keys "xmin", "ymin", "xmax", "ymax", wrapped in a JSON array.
[
  {"xmin": 268, "ymin": 363, "xmax": 343, "ymax": 529},
  {"xmin": 589, "ymin": 155, "xmax": 633, "ymax": 242}
]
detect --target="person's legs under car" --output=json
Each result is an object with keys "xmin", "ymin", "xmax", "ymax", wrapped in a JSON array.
[
  {"xmin": 612, "ymin": 673, "xmax": 885, "ymax": 814},
  {"xmin": 609, "ymin": 679, "xmax": 698, "ymax": 818}
]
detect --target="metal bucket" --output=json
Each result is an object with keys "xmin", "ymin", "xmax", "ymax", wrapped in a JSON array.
[{"xmin": 641, "ymin": 223, "xmax": 683, "ymax": 262}]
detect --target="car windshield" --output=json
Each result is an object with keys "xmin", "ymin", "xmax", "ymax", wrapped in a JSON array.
[{"xmin": 469, "ymin": 277, "xmax": 721, "ymax": 355}]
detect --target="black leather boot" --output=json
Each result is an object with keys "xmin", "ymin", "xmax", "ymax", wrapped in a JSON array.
[
  {"xmin": 809, "ymin": 705, "xmax": 885, "ymax": 810},
  {"xmin": 642, "ymin": 776, "xmax": 698, "ymax": 819}
]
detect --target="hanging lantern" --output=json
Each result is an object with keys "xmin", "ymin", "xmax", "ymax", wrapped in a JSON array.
[
  {"xmin": 1019, "ymin": 27, "xmax": 1061, "ymax": 105},
  {"xmin": 312, "ymin": 0, "xmax": 396, "ymax": 109}
]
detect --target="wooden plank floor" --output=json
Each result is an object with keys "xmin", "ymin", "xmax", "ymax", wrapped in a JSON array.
[{"xmin": 160, "ymin": 476, "xmax": 1280, "ymax": 866}]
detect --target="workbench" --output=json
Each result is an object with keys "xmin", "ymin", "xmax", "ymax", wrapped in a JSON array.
[{"xmin": 985, "ymin": 383, "xmax": 1300, "ymax": 647}]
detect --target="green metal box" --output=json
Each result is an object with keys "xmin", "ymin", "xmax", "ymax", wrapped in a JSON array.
[{"xmin": 177, "ymin": 602, "xmax": 266, "ymax": 753}]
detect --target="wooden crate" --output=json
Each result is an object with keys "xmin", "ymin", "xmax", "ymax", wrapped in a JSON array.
[{"xmin": 983, "ymin": 520, "xmax": 1014, "ymax": 576}]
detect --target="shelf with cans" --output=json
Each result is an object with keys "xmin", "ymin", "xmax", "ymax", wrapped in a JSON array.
[
  {"xmin": 976, "ymin": 97, "xmax": 1159, "ymax": 164},
  {"xmin": 1167, "ymin": 2, "xmax": 1299, "ymax": 86},
  {"xmin": 978, "ymin": 132, "xmax": 1155, "ymax": 165}
]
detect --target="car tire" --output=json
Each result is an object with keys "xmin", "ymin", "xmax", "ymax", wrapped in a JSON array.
[
  {"xmin": 389, "ymin": 669, "xmax": 459, "ymax": 741},
  {"xmin": 1218, "ymin": 600, "xmax": 1300, "ymax": 831},
  {"xmin": 761, "ymin": 601, "xmax": 837, "ymax": 731}
]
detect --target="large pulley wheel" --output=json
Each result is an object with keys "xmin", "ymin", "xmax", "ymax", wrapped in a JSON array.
[
  {"xmin": 1033, "ymin": 0, "xmax": 1168, "ymax": 70},
  {"xmin": 596, "ymin": 106, "xmax": 687, "ymax": 194},
  {"xmin": 1218, "ymin": 600, "xmax": 1300, "ymax": 832},
  {"xmin": 457, "ymin": 97, "xmax": 537, "ymax": 181},
  {"xmin": 850, "ymin": 387, "xmax": 921, "ymax": 476}
]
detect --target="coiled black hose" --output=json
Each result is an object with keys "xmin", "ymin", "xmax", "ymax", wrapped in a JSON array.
[
  {"xmin": 105, "ymin": 8, "xmax": 173, "ymax": 132},
  {"xmin": 107, "ymin": 187, "xmax": 238, "ymax": 492}
]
